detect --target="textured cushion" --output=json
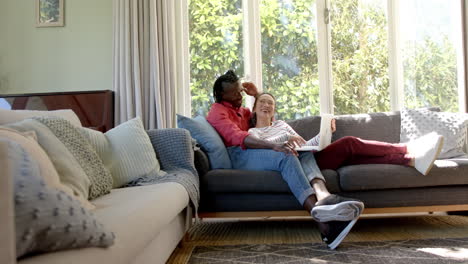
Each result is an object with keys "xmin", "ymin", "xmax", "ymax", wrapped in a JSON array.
[
  {"xmin": 177, "ymin": 115, "xmax": 232, "ymax": 169},
  {"xmin": 401, "ymin": 109, "xmax": 468, "ymax": 158},
  {"xmin": 21, "ymin": 183, "xmax": 190, "ymax": 264},
  {"xmin": 0, "ymin": 127, "xmax": 95, "ymax": 209},
  {"xmin": 0, "ymin": 109, "xmax": 82, "ymax": 127},
  {"xmin": 79, "ymin": 117, "xmax": 164, "ymax": 188},
  {"xmin": 4, "ymin": 139, "xmax": 114, "ymax": 258},
  {"xmin": 5, "ymin": 117, "xmax": 113, "ymax": 201},
  {"xmin": 34, "ymin": 117, "xmax": 113, "ymax": 200}
]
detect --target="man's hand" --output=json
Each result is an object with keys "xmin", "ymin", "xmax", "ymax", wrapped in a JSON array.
[
  {"xmin": 331, "ymin": 118, "xmax": 336, "ymax": 133},
  {"xmin": 242, "ymin": 82, "xmax": 258, "ymax": 97}
]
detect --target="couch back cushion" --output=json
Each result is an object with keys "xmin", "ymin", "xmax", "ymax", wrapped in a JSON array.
[{"xmin": 288, "ymin": 111, "xmax": 402, "ymax": 143}]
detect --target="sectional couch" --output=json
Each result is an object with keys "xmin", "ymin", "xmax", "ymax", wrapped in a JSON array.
[{"xmin": 195, "ymin": 109, "xmax": 468, "ymax": 218}]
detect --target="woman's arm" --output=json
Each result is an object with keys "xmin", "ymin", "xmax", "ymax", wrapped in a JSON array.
[
  {"xmin": 278, "ymin": 121, "xmax": 307, "ymax": 147},
  {"xmin": 304, "ymin": 118, "xmax": 336, "ymax": 146},
  {"xmin": 243, "ymin": 135, "xmax": 299, "ymax": 156}
]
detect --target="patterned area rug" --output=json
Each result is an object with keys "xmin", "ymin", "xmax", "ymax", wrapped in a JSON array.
[
  {"xmin": 188, "ymin": 237, "xmax": 468, "ymax": 264},
  {"xmin": 167, "ymin": 215, "xmax": 468, "ymax": 264}
]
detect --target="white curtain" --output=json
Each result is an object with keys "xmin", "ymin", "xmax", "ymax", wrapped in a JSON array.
[{"xmin": 113, "ymin": 0, "xmax": 190, "ymax": 129}]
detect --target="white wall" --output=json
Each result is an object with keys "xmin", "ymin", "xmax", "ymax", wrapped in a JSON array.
[{"xmin": 0, "ymin": 0, "xmax": 113, "ymax": 94}]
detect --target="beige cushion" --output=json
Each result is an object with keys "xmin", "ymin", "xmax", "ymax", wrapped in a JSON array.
[
  {"xmin": 0, "ymin": 109, "xmax": 82, "ymax": 127},
  {"xmin": 5, "ymin": 119, "xmax": 92, "ymax": 203},
  {"xmin": 0, "ymin": 127, "xmax": 95, "ymax": 209},
  {"xmin": 80, "ymin": 117, "xmax": 164, "ymax": 188}
]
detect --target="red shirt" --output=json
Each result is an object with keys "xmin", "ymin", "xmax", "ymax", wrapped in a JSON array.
[{"xmin": 206, "ymin": 101, "xmax": 251, "ymax": 149}]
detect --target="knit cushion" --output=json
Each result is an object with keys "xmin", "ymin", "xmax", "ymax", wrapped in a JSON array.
[
  {"xmin": 177, "ymin": 115, "xmax": 232, "ymax": 169},
  {"xmin": 400, "ymin": 109, "xmax": 468, "ymax": 159},
  {"xmin": 5, "ymin": 117, "xmax": 113, "ymax": 201},
  {"xmin": 3, "ymin": 139, "xmax": 114, "ymax": 258},
  {"xmin": 79, "ymin": 117, "xmax": 165, "ymax": 188},
  {"xmin": 0, "ymin": 127, "xmax": 95, "ymax": 209}
]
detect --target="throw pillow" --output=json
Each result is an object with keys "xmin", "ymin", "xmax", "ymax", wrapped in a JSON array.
[
  {"xmin": 177, "ymin": 114, "xmax": 232, "ymax": 169},
  {"xmin": 400, "ymin": 109, "xmax": 468, "ymax": 159},
  {"xmin": 0, "ymin": 109, "xmax": 82, "ymax": 127},
  {"xmin": 79, "ymin": 117, "xmax": 165, "ymax": 188},
  {"xmin": 2, "ymin": 139, "xmax": 114, "ymax": 258},
  {"xmin": 5, "ymin": 117, "xmax": 113, "ymax": 201},
  {"xmin": 0, "ymin": 127, "xmax": 95, "ymax": 210}
]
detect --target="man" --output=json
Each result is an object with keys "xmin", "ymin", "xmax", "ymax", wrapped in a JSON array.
[{"xmin": 207, "ymin": 70, "xmax": 365, "ymax": 250}]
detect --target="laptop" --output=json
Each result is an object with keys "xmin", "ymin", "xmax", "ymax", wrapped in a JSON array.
[{"xmin": 295, "ymin": 114, "xmax": 333, "ymax": 151}]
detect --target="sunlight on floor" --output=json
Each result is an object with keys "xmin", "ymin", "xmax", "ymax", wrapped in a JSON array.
[{"xmin": 417, "ymin": 247, "xmax": 468, "ymax": 260}]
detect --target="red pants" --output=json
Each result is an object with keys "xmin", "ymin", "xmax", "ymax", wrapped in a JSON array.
[{"xmin": 314, "ymin": 136, "xmax": 411, "ymax": 170}]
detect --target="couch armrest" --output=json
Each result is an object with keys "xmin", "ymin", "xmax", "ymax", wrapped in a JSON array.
[
  {"xmin": 465, "ymin": 127, "xmax": 468, "ymax": 154},
  {"xmin": 0, "ymin": 141, "xmax": 16, "ymax": 264},
  {"xmin": 194, "ymin": 149, "xmax": 210, "ymax": 177},
  {"xmin": 146, "ymin": 128, "xmax": 198, "ymax": 176}
]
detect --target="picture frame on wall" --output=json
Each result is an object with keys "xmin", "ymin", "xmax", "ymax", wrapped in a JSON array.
[{"xmin": 36, "ymin": 0, "xmax": 64, "ymax": 27}]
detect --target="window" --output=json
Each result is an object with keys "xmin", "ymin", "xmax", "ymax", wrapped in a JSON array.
[
  {"xmin": 260, "ymin": 0, "xmax": 320, "ymax": 119},
  {"xmin": 188, "ymin": 0, "xmax": 465, "ymax": 117},
  {"xmin": 331, "ymin": 0, "xmax": 390, "ymax": 115},
  {"xmin": 188, "ymin": 0, "xmax": 244, "ymax": 117},
  {"xmin": 401, "ymin": 0, "xmax": 463, "ymax": 112}
]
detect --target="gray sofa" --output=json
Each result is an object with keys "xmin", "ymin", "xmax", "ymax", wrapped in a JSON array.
[{"xmin": 195, "ymin": 110, "xmax": 468, "ymax": 217}]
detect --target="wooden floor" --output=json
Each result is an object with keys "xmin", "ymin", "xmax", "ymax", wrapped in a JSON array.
[{"xmin": 167, "ymin": 213, "xmax": 468, "ymax": 264}]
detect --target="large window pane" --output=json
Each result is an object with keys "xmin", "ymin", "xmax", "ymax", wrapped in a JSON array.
[
  {"xmin": 331, "ymin": 0, "xmax": 390, "ymax": 115},
  {"xmin": 401, "ymin": 0, "xmax": 461, "ymax": 112},
  {"xmin": 189, "ymin": 0, "xmax": 244, "ymax": 117},
  {"xmin": 260, "ymin": 0, "xmax": 319, "ymax": 120}
]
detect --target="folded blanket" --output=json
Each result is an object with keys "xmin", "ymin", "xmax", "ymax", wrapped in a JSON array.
[
  {"xmin": 130, "ymin": 128, "xmax": 201, "ymax": 218},
  {"xmin": 125, "ymin": 168, "xmax": 199, "ymax": 218}
]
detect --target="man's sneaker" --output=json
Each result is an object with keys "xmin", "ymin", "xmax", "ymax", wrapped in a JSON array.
[
  {"xmin": 407, "ymin": 132, "xmax": 444, "ymax": 175},
  {"xmin": 320, "ymin": 219, "xmax": 358, "ymax": 250},
  {"xmin": 311, "ymin": 194, "xmax": 364, "ymax": 222}
]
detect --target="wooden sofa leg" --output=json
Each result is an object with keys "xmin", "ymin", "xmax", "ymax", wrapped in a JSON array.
[
  {"xmin": 177, "ymin": 232, "xmax": 191, "ymax": 248},
  {"xmin": 184, "ymin": 232, "xmax": 191, "ymax": 242}
]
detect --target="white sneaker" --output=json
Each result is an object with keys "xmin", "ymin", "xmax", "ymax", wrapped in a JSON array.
[{"xmin": 407, "ymin": 132, "xmax": 444, "ymax": 175}]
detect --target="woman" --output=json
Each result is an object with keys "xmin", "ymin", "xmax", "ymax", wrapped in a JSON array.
[{"xmin": 249, "ymin": 93, "xmax": 444, "ymax": 175}]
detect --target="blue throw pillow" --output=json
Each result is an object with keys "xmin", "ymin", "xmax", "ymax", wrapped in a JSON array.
[{"xmin": 176, "ymin": 114, "xmax": 232, "ymax": 169}]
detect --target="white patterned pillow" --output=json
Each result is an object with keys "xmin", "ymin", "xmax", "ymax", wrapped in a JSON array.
[
  {"xmin": 400, "ymin": 109, "xmax": 468, "ymax": 159},
  {"xmin": 79, "ymin": 117, "xmax": 165, "ymax": 188}
]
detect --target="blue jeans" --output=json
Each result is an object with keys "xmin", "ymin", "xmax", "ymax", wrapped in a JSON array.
[
  {"xmin": 227, "ymin": 147, "xmax": 324, "ymax": 205},
  {"xmin": 298, "ymin": 151, "xmax": 326, "ymax": 182}
]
